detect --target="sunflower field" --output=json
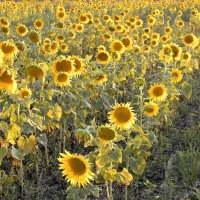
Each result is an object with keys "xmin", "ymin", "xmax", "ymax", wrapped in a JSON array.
[{"xmin": 0, "ymin": 0, "xmax": 200, "ymax": 199}]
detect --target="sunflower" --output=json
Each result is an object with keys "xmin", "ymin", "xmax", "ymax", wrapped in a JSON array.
[
  {"xmin": 16, "ymin": 24, "xmax": 28, "ymax": 37},
  {"xmin": 27, "ymin": 65, "xmax": 45, "ymax": 82},
  {"xmin": 0, "ymin": 69, "xmax": 17, "ymax": 93},
  {"xmin": 97, "ymin": 45, "xmax": 106, "ymax": 51},
  {"xmin": 170, "ymin": 43, "xmax": 182, "ymax": 61},
  {"xmin": 108, "ymin": 103, "xmax": 136, "ymax": 130},
  {"xmin": 52, "ymin": 56, "xmax": 74, "ymax": 75},
  {"xmin": 147, "ymin": 16, "xmax": 156, "ymax": 26},
  {"xmin": 0, "ymin": 41, "xmax": 18, "ymax": 59},
  {"xmin": 148, "ymin": 83, "xmax": 167, "ymax": 102},
  {"xmin": 150, "ymin": 39, "xmax": 159, "ymax": 47},
  {"xmin": 75, "ymin": 24, "xmax": 84, "ymax": 33},
  {"xmin": 71, "ymin": 56, "xmax": 85, "ymax": 76},
  {"xmin": 182, "ymin": 34, "xmax": 198, "ymax": 48},
  {"xmin": 164, "ymin": 27, "xmax": 172, "ymax": 35},
  {"xmin": 34, "ymin": 19, "xmax": 44, "ymax": 30},
  {"xmin": 18, "ymin": 87, "xmax": 32, "ymax": 99},
  {"xmin": 94, "ymin": 74, "xmax": 108, "ymax": 85},
  {"xmin": 110, "ymin": 40, "xmax": 125, "ymax": 54},
  {"xmin": 60, "ymin": 43, "xmax": 69, "ymax": 52},
  {"xmin": 181, "ymin": 52, "xmax": 191, "ymax": 63},
  {"xmin": 50, "ymin": 41, "xmax": 59, "ymax": 55},
  {"xmin": 0, "ymin": 18, "xmax": 9, "ymax": 28},
  {"xmin": 143, "ymin": 102, "xmax": 159, "ymax": 117},
  {"xmin": 29, "ymin": 31, "xmax": 41, "ymax": 44},
  {"xmin": 121, "ymin": 36, "xmax": 133, "ymax": 51},
  {"xmin": 97, "ymin": 125, "xmax": 116, "ymax": 144},
  {"xmin": 16, "ymin": 42, "xmax": 26, "ymax": 53},
  {"xmin": 54, "ymin": 72, "xmax": 71, "ymax": 87},
  {"xmin": 170, "ymin": 68, "xmax": 183, "ymax": 83},
  {"xmin": 58, "ymin": 151, "xmax": 94, "ymax": 187},
  {"xmin": 96, "ymin": 50, "xmax": 111, "ymax": 65},
  {"xmin": 111, "ymin": 52, "xmax": 121, "ymax": 62},
  {"xmin": 102, "ymin": 33, "xmax": 112, "ymax": 42},
  {"xmin": 159, "ymin": 44, "xmax": 173, "ymax": 63},
  {"xmin": 56, "ymin": 35, "xmax": 65, "ymax": 43},
  {"xmin": 78, "ymin": 14, "xmax": 89, "ymax": 24},
  {"xmin": 56, "ymin": 11, "xmax": 66, "ymax": 21}
]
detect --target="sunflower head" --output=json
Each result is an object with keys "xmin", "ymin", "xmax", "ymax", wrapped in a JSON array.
[
  {"xmin": 170, "ymin": 68, "xmax": 183, "ymax": 83},
  {"xmin": 54, "ymin": 72, "xmax": 71, "ymax": 87},
  {"xmin": 97, "ymin": 125, "xmax": 116, "ymax": 144},
  {"xmin": 52, "ymin": 56, "xmax": 75, "ymax": 75},
  {"xmin": 0, "ymin": 41, "xmax": 18, "ymax": 59},
  {"xmin": 27, "ymin": 64, "xmax": 45, "ymax": 82},
  {"xmin": 0, "ymin": 69, "xmax": 17, "ymax": 93},
  {"xmin": 71, "ymin": 56, "xmax": 85, "ymax": 76},
  {"xmin": 182, "ymin": 34, "xmax": 197, "ymax": 48},
  {"xmin": 96, "ymin": 50, "xmax": 111, "ymax": 65},
  {"xmin": 110, "ymin": 40, "xmax": 125, "ymax": 54},
  {"xmin": 34, "ymin": 19, "xmax": 44, "ymax": 30},
  {"xmin": 108, "ymin": 103, "xmax": 136, "ymax": 130},
  {"xmin": 29, "ymin": 31, "xmax": 41, "ymax": 44},
  {"xmin": 58, "ymin": 151, "xmax": 94, "ymax": 187},
  {"xmin": 16, "ymin": 24, "xmax": 28, "ymax": 37},
  {"xmin": 94, "ymin": 74, "xmax": 108, "ymax": 85},
  {"xmin": 148, "ymin": 83, "xmax": 167, "ymax": 102},
  {"xmin": 121, "ymin": 36, "xmax": 133, "ymax": 51},
  {"xmin": 143, "ymin": 102, "xmax": 159, "ymax": 117},
  {"xmin": 18, "ymin": 87, "xmax": 32, "ymax": 99}
]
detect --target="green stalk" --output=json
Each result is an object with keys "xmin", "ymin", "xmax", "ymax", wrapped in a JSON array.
[{"xmin": 20, "ymin": 160, "xmax": 24, "ymax": 196}]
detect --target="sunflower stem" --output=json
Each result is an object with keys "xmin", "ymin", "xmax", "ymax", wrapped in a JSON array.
[
  {"xmin": 63, "ymin": 121, "xmax": 66, "ymax": 152},
  {"xmin": 106, "ymin": 181, "xmax": 110, "ymax": 200},
  {"xmin": 59, "ymin": 124, "xmax": 62, "ymax": 154},
  {"xmin": 19, "ymin": 160, "xmax": 24, "ymax": 196},
  {"xmin": 109, "ymin": 182, "xmax": 113, "ymax": 200},
  {"xmin": 44, "ymin": 142, "xmax": 49, "ymax": 167},
  {"xmin": 139, "ymin": 86, "xmax": 144, "ymax": 127}
]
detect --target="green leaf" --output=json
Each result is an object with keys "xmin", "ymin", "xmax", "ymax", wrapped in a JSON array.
[
  {"xmin": 37, "ymin": 134, "xmax": 48, "ymax": 146},
  {"xmin": 11, "ymin": 146, "xmax": 23, "ymax": 160},
  {"xmin": 0, "ymin": 122, "xmax": 8, "ymax": 133},
  {"xmin": 0, "ymin": 148, "xmax": 8, "ymax": 164},
  {"xmin": 181, "ymin": 81, "xmax": 192, "ymax": 99},
  {"xmin": 109, "ymin": 147, "xmax": 122, "ymax": 163},
  {"xmin": 129, "ymin": 156, "xmax": 146, "ymax": 175}
]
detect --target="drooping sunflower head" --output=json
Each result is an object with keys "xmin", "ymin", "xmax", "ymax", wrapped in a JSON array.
[
  {"xmin": 34, "ymin": 19, "xmax": 44, "ymax": 30},
  {"xmin": 0, "ymin": 69, "xmax": 17, "ymax": 93},
  {"xmin": 108, "ymin": 103, "xmax": 136, "ymax": 130},
  {"xmin": 71, "ymin": 56, "xmax": 85, "ymax": 76},
  {"xmin": 110, "ymin": 40, "xmax": 125, "ymax": 54},
  {"xmin": 0, "ymin": 18, "xmax": 9, "ymax": 28},
  {"xmin": 52, "ymin": 56, "xmax": 75, "ymax": 75},
  {"xmin": 18, "ymin": 87, "xmax": 32, "ymax": 99},
  {"xmin": 97, "ymin": 125, "xmax": 116, "ymax": 144},
  {"xmin": 121, "ymin": 36, "xmax": 133, "ymax": 51},
  {"xmin": 182, "ymin": 34, "xmax": 197, "ymax": 48},
  {"xmin": 50, "ymin": 41, "xmax": 59, "ymax": 54},
  {"xmin": 54, "ymin": 72, "xmax": 71, "ymax": 87},
  {"xmin": 58, "ymin": 151, "xmax": 94, "ymax": 187},
  {"xmin": 27, "ymin": 64, "xmax": 46, "ymax": 82},
  {"xmin": 148, "ymin": 83, "xmax": 167, "ymax": 102},
  {"xmin": 96, "ymin": 50, "xmax": 111, "ymax": 65},
  {"xmin": 29, "ymin": 30, "xmax": 41, "ymax": 44},
  {"xmin": 94, "ymin": 74, "xmax": 108, "ymax": 85},
  {"xmin": 16, "ymin": 24, "xmax": 28, "ymax": 37},
  {"xmin": 170, "ymin": 43, "xmax": 182, "ymax": 61},
  {"xmin": 143, "ymin": 102, "xmax": 159, "ymax": 117},
  {"xmin": 78, "ymin": 14, "xmax": 89, "ymax": 24},
  {"xmin": 170, "ymin": 68, "xmax": 183, "ymax": 83},
  {"xmin": 0, "ymin": 41, "xmax": 18, "ymax": 59}
]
